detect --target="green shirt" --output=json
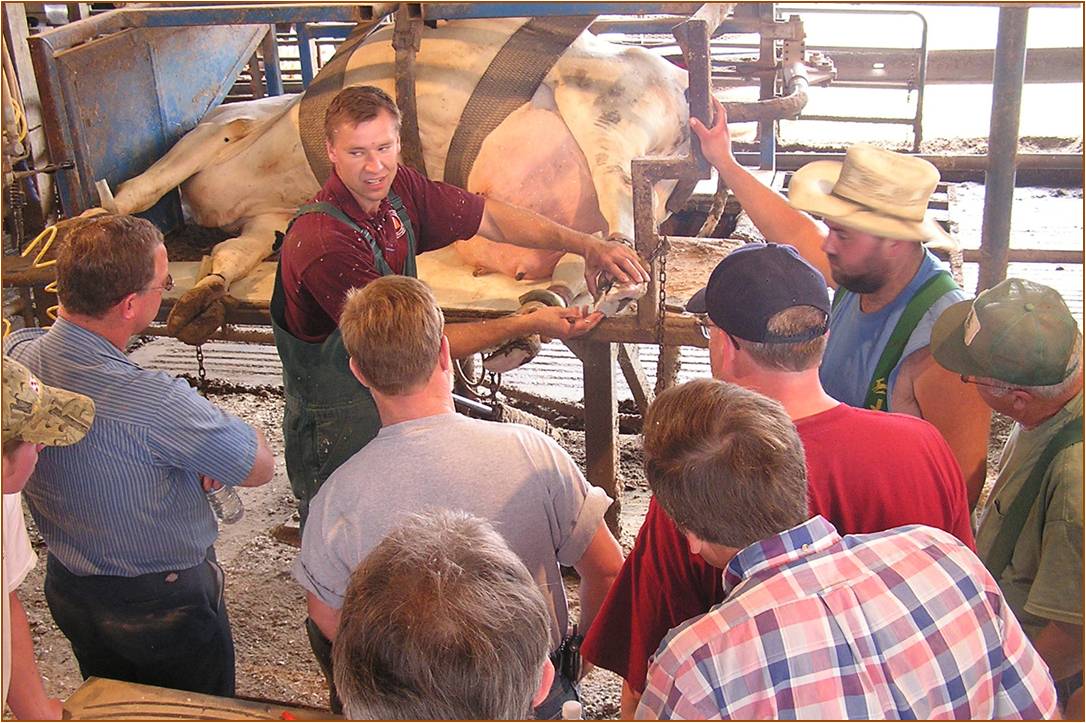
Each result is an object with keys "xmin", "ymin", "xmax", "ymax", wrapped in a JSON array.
[{"xmin": 976, "ymin": 388, "xmax": 1084, "ymax": 642}]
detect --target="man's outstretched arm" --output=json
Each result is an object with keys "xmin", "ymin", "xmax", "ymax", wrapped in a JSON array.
[{"xmin": 691, "ymin": 97, "xmax": 831, "ymax": 282}]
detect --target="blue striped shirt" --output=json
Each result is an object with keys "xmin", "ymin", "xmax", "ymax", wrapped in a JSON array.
[{"xmin": 5, "ymin": 318, "xmax": 257, "ymax": 576}]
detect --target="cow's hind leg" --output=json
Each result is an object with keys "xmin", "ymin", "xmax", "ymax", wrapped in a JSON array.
[{"xmin": 166, "ymin": 212, "xmax": 291, "ymax": 345}]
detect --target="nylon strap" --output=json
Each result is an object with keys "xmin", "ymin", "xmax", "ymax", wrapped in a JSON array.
[
  {"xmin": 984, "ymin": 416, "xmax": 1083, "ymax": 580},
  {"xmin": 443, "ymin": 15, "xmax": 595, "ymax": 189},
  {"xmin": 862, "ymin": 270, "xmax": 958, "ymax": 410},
  {"xmin": 298, "ymin": 20, "xmax": 386, "ymax": 185}
]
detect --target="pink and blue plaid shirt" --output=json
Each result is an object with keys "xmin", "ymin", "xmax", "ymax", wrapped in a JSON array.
[{"xmin": 637, "ymin": 516, "xmax": 1058, "ymax": 720}]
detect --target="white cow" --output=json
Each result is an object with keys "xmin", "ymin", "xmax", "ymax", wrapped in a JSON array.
[{"xmin": 87, "ymin": 17, "xmax": 696, "ymax": 341}]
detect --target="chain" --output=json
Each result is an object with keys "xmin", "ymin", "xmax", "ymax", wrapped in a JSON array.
[
  {"xmin": 654, "ymin": 236, "xmax": 669, "ymax": 345},
  {"xmin": 195, "ymin": 345, "xmax": 208, "ymax": 397},
  {"xmin": 7, "ymin": 180, "xmax": 26, "ymax": 252}
]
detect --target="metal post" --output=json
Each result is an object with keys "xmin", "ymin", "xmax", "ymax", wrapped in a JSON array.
[
  {"xmin": 978, "ymin": 6, "xmax": 1028, "ymax": 293},
  {"xmin": 758, "ymin": 2, "xmax": 776, "ymax": 170},
  {"xmin": 261, "ymin": 25, "xmax": 283, "ymax": 96},
  {"xmin": 295, "ymin": 22, "xmax": 315, "ymax": 88}
]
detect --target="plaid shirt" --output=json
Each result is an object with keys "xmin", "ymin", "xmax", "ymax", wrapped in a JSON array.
[{"xmin": 638, "ymin": 516, "xmax": 1058, "ymax": 720}]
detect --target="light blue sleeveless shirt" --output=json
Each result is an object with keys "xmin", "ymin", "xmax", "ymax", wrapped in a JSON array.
[{"xmin": 820, "ymin": 250, "xmax": 967, "ymax": 410}]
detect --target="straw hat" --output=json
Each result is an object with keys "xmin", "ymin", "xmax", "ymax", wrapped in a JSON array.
[{"xmin": 788, "ymin": 144, "xmax": 956, "ymax": 248}]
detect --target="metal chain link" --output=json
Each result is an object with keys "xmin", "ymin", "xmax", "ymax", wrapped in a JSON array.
[
  {"xmin": 654, "ymin": 236, "xmax": 669, "ymax": 345},
  {"xmin": 7, "ymin": 181, "xmax": 26, "ymax": 253},
  {"xmin": 195, "ymin": 345, "xmax": 208, "ymax": 397}
]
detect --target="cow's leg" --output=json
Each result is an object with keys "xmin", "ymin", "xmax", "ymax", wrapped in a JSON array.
[
  {"xmin": 108, "ymin": 117, "xmax": 263, "ymax": 216},
  {"xmin": 166, "ymin": 212, "xmax": 291, "ymax": 345}
]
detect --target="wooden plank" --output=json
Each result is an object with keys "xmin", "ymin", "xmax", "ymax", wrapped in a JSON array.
[
  {"xmin": 580, "ymin": 341, "xmax": 619, "ymax": 537},
  {"xmin": 617, "ymin": 343, "xmax": 653, "ymax": 416}
]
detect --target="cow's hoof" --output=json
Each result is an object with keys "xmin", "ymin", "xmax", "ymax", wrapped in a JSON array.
[
  {"xmin": 166, "ymin": 275, "xmax": 228, "ymax": 345},
  {"xmin": 595, "ymin": 281, "xmax": 647, "ymax": 317},
  {"xmin": 482, "ymin": 334, "xmax": 542, "ymax": 374}
]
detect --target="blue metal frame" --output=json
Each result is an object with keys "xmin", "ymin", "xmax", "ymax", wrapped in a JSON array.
[{"xmin": 420, "ymin": 3, "xmax": 703, "ymax": 21}]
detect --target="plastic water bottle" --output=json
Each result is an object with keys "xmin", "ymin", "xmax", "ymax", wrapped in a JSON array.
[
  {"xmin": 561, "ymin": 701, "xmax": 583, "ymax": 720},
  {"xmin": 206, "ymin": 484, "xmax": 244, "ymax": 524}
]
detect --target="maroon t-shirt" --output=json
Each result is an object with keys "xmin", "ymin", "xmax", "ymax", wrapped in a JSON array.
[
  {"xmin": 279, "ymin": 165, "xmax": 485, "ymax": 342},
  {"xmin": 581, "ymin": 403, "xmax": 974, "ymax": 694}
]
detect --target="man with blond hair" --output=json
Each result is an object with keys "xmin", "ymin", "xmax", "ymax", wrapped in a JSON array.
[
  {"xmin": 690, "ymin": 98, "xmax": 990, "ymax": 507},
  {"xmin": 295, "ymin": 275, "xmax": 623, "ymax": 717},
  {"xmin": 334, "ymin": 510, "xmax": 555, "ymax": 720},
  {"xmin": 272, "ymin": 85, "xmax": 648, "ymax": 526},
  {"xmin": 932, "ymin": 277, "xmax": 1083, "ymax": 714},
  {"xmin": 635, "ymin": 379, "xmax": 1057, "ymax": 719}
]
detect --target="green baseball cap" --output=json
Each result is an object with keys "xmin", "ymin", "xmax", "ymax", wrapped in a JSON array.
[
  {"xmin": 2, "ymin": 357, "xmax": 94, "ymax": 446},
  {"xmin": 931, "ymin": 278, "xmax": 1079, "ymax": 387}
]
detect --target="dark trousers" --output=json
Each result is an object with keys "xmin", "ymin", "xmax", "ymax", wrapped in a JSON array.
[{"xmin": 45, "ymin": 549, "xmax": 235, "ymax": 696}]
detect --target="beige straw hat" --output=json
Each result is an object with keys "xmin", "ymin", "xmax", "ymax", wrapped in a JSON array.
[{"xmin": 788, "ymin": 144, "xmax": 956, "ymax": 249}]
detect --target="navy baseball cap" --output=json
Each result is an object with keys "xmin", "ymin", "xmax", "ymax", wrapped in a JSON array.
[{"xmin": 686, "ymin": 243, "xmax": 831, "ymax": 343}]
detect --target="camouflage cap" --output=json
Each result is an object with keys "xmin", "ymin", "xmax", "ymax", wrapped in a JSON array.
[
  {"xmin": 931, "ymin": 278, "xmax": 1080, "ymax": 387},
  {"xmin": 2, "ymin": 357, "xmax": 94, "ymax": 447}
]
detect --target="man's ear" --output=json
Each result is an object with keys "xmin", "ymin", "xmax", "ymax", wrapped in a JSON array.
[
  {"xmin": 118, "ymin": 293, "xmax": 140, "ymax": 322},
  {"xmin": 348, "ymin": 356, "xmax": 370, "ymax": 388},
  {"xmin": 438, "ymin": 335, "xmax": 452, "ymax": 372},
  {"xmin": 683, "ymin": 529, "xmax": 704, "ymax": 557},
  {"xmin": 1009, "ymin": 388, "xmax": 1034, "ymax": 414},
  {"xmin": 325, "ymin": 138, "xmax": 336, "ymax": 165},
  {"xmin": 532, "ymin": 658, "xmax": 556, "ymax": 709}
]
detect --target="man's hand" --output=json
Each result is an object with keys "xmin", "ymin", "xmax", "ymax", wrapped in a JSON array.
[
  {"xmin": 584, "ymin": 233, "xmax": 649, "ymax": 297},
  {"xmin": 522, "ymin": 305, "xmax": 604, "ymax": 341},
  {"xmin": 689, "ymin": 96, "xmax": 738, "ymax": 172},
  {"xmin": 200, "ymin": 474, "xmax": 223, "ymax": 493}
]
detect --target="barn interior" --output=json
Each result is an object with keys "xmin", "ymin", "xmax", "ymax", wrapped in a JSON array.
[{"xmin": 2, "ymin": 2, "xmax": 1083, "ymax": 719}]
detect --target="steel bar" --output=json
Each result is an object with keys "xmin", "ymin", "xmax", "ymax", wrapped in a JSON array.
[
  {"xmin": 261, "ymin": 26, "xmax": 284, "ymax": 96},
  {"xmin": 421, "ymin": 3, "xmax": 703, "ymax": 21},
  {"xmin": 978, "ymin": 5, "xmax": 1029, "ymax": 292},
  {"xmin": 731, "ymin": 152, "xmax": 1082, "ymax": 173}
]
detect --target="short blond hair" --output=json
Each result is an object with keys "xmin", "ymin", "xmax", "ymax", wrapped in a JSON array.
[{"xmin": 339, "ymin": 276, "xmax": 444, "ymax": 395}]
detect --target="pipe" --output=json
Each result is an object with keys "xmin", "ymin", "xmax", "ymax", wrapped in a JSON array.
[{"xmin": 978, "ymin": 6, "xmax": 1029, "ymax": 293}]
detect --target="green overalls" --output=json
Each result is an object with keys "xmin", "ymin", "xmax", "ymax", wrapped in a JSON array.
[{"xmin": 271, "ymin": 194, "xmax": 418, "ymax": 527}]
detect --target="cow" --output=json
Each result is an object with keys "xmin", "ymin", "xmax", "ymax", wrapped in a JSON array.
[{"xmin": 80, "ymin": 16, "xmax": 704, "ymax": 344}]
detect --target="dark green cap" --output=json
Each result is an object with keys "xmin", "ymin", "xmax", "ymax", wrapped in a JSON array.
[{"xmin": 931, "ymin": 278, "xmax": 1079, "ymax": 387}]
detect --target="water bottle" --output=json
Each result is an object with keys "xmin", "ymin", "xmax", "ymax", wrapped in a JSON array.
[
  {"xmin": 206, "ymin": 484, "xmax": 244, "ymax": 524},
  {"xmin": 561, "ymin": 701, "xmax": 583, "ymax": 720}
]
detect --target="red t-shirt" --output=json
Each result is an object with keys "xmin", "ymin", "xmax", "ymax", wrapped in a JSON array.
[
  {"xmin": 279, "ymin": 166, "xmax": 486, "ymax": 342},
  {"xmin": 581, "ymin": 403, "xmax": 974, "ymax": 694}
]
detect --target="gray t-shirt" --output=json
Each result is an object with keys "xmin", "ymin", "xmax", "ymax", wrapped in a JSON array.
[{"xmin": 294, "ymin": 412, "xmax": 612, "ymax": 649}]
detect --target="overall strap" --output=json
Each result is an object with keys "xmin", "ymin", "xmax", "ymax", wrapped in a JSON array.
[
  {"xmin": 288, "ymin": 201, "xmax": 395, "ymax": 277},
  {"xmin": 863, "ymin": 270, "xmax": 958, "ymax": 410},
  {"xmin": 386, "ymin": 191, "xmax": 418, "ymax": 278},
  {"xmin": 984, "ymin": 416, "xmax": 1084, "ymax": 580}
]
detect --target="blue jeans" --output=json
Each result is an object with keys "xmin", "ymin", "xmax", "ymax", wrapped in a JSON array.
[{"xmin": 45, "ymin": 549, "xmax": 235, "ymax": 696}]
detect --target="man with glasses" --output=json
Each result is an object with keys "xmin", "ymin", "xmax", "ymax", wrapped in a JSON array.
[
  {"xmin": 4, "ymin": 214, "xmax": 275, "ymax": 696},
  {"xmin": 690, "ymin": 98, "xmax": 991, "ymax": 509},
  {"xmin": 582, "ymin": 243, "xmax": 976, "ymax": 716},
  {"xmin": 931, "ymin": 277, "xmax": 1083, "ymax": 716}
]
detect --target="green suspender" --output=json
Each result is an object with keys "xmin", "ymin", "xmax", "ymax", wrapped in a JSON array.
[
  {"xmin": 289, "ymin": 193, "xmax": 418, "ymax": 278},
  {"xmin": 984, "ymin": 416, "xmax": 1084, "ymax": 580},
  {"xmin": 830, "ymin": 271, "xmax": 958, "ymax": 411}
]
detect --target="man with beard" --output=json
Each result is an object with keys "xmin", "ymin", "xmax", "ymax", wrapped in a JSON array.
[{"xmin": 690, "ymin": 97, "xmax": 990, "ymax": 507}]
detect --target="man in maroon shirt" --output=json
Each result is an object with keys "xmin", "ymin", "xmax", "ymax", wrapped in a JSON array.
[
  {"xmin": 580, "ymin": 243, "xmax": 975, "ymax": 717},
  {"xmin": 273, "ymin": 86, "xmax": 648, "ymax": 528}
]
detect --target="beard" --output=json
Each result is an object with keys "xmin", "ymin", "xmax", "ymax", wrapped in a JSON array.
[{"xmin": 830, "ymin": 264, "xmax": 886, "ymax": 295}]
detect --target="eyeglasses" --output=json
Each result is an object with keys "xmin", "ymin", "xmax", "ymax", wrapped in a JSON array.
[
  {"xmin": 694, "ymin": 314, "xmax": 740, "ymax": 350},
  {"xmin": 959, "ymin": 374, "xmax": 1011, "ymax": 391},
  {"xmin": 143, "ymin": 274, "xmax": 174, "ymax": 294}
]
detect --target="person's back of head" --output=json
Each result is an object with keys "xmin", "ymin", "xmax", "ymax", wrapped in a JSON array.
[
  {"xmin": 687, "ymin": 243, "xmax": 830, "ymax": 372},
  {"xmin": 339, "ymin": 276, "xmax": 445, "ymax": 396},
  {"xmin": 643, "ymin": 378, "xmax": 809, "ymax": 550},
  {"xmin": 56, "ymin": 214, "xmax": 164, "ymax": 319},
  {"xmin": 333, "ymin": 510, "xmax": 552, "ymax": 720}
]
